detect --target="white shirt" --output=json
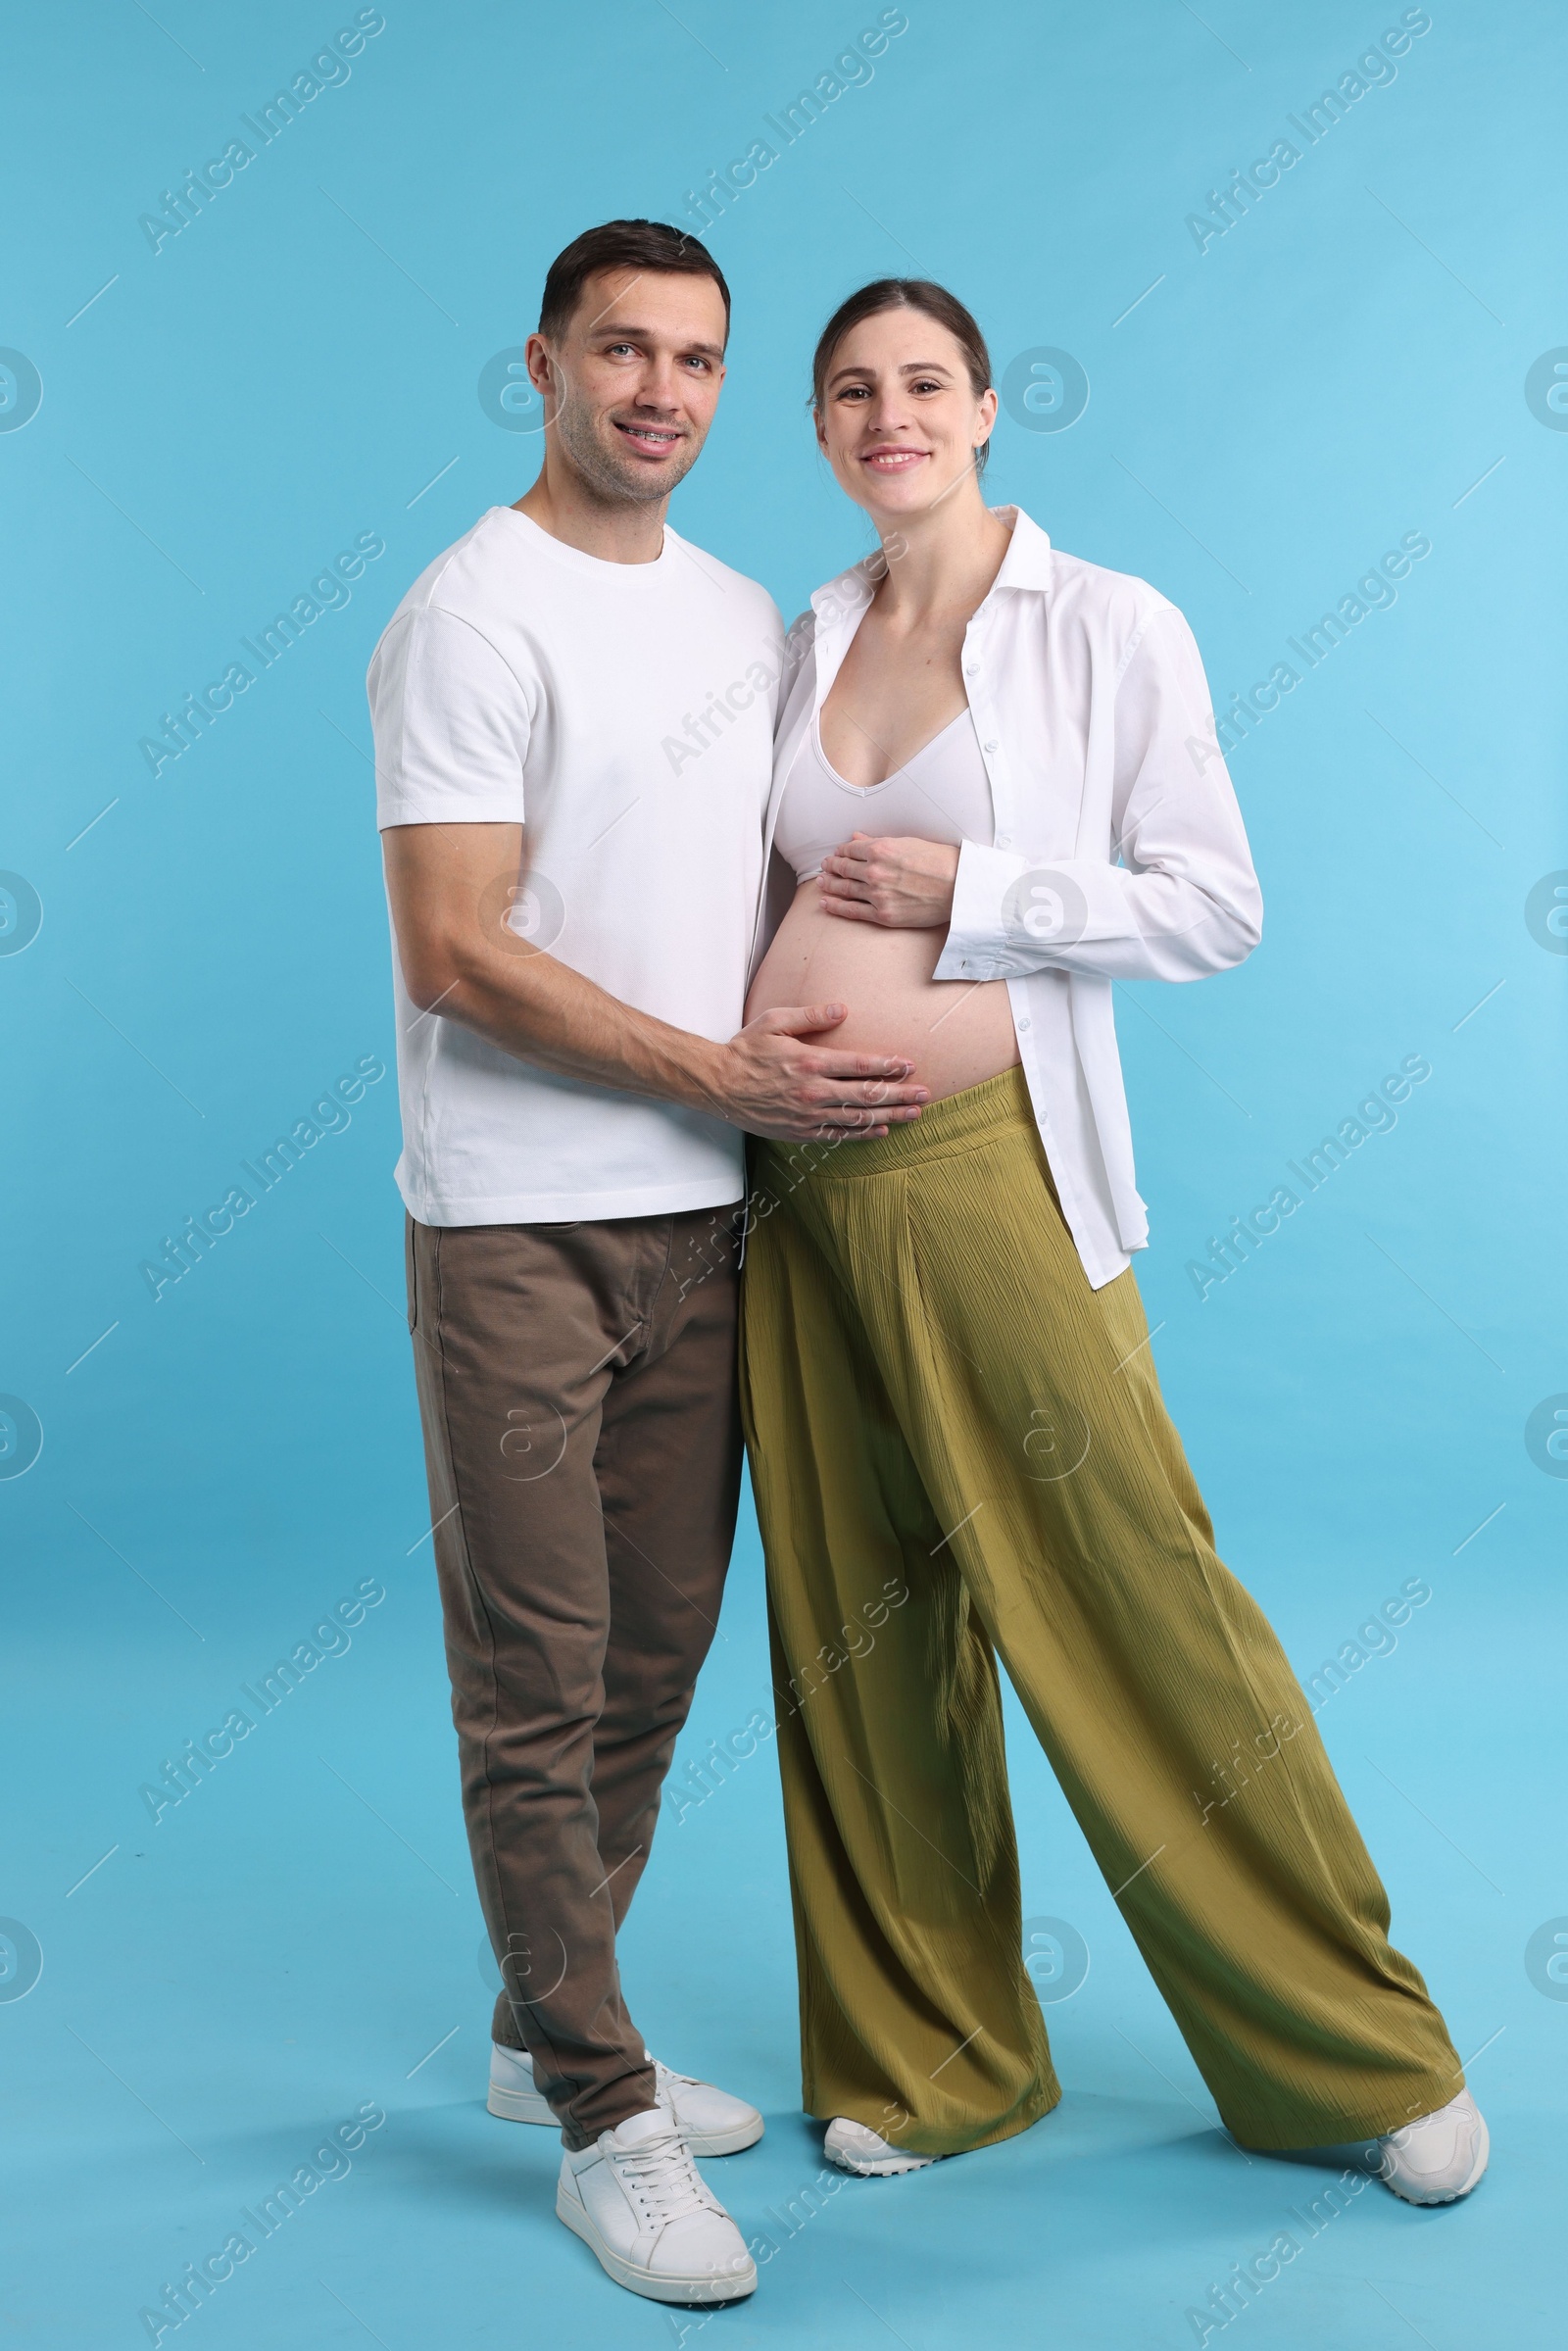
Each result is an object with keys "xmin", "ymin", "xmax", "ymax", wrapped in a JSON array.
[
  {"xmin": 370, "ymin": 507, "xmax": 785, "ymax": 1224},
  {"xmin": 758, "ymin": 508, "xmax": 1261, "ymax": 1290}
]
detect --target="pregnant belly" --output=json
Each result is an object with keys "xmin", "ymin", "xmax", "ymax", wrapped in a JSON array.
[{"xmin": 744, "ymin": 880, "xmax": 1020, "ymax": 1102}]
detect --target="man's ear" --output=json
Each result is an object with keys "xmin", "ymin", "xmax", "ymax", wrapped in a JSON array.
[{"xmin": 524, "ymin": 330, "xmax": 555, "ymax": 399}]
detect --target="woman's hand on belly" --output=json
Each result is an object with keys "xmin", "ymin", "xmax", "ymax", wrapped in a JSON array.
[{"xmin": 819, "ymin": 831, "xmax": 960, "ymax": 928}]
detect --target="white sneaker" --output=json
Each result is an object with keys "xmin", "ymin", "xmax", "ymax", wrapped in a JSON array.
[
  {"xmin": 823, "ymin": 2116, "xmax": 938, "ymax": 2177},
  {"xmin": 556, "ymin": 2107, "xmax": 758, "ymax": 2305},
  {"xmin": 1375, "ymin": 2089, "xmax": 1489, "ymax": 2204},
  {"xmin": 489, "ymin": 2042, "xmax": 762, "ymax": 2156}
]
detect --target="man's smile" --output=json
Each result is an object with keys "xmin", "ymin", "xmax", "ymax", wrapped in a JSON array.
[{"xmin": 612, "ymin": 418, "xmax": 685, "ymax": 458}]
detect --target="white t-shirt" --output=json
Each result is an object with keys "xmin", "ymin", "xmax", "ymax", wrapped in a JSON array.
[{"xmin": 369, "ymin": 507, "xmax": 785, "ymax": 1224}]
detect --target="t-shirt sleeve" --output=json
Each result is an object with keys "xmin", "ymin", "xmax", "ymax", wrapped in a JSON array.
[{"xmin": 368, "ymin": 604, "xmax": 532, "ymax": 829}]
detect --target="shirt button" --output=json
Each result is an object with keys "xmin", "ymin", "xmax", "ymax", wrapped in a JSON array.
[
  {"xmin": 964, "ymin": 661, "xmax": 978, "ymax": 676},
  {"xmin": 996, "ymin": 832, "xmax": 1011, "ymax": 850},
  {"xmin": 983, "ymin": 739, "xmax": 998, "ymax": 754},
  {"xmin": 1017, "ymin": 1017, "xmax": 1031, "ymax": 1032}
]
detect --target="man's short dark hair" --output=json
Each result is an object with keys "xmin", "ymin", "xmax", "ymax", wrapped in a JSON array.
[{"xmin": 538, "ymin": 219, "xmax": 731, "ymax": 344}]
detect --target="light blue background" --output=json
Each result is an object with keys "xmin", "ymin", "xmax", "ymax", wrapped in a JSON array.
[{"xmin": 2, "ymin": 4, "xmax": 1563, "ymax": 2345}]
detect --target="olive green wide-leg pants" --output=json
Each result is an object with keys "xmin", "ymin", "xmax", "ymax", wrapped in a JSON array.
[{"xmin": 738, "ymin": 1069, "xmax": 1461, "ymax": 2160}]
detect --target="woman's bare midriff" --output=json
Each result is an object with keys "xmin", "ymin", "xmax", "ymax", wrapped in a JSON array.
[{"xmin": 745, "ymin": 878, "xmax": 1020, "ymax": 1102}]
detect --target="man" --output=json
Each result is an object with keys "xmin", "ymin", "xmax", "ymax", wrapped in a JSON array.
[{"xmin": 368, "ymin": 218, "xmax": 927, "ymax": 2309}]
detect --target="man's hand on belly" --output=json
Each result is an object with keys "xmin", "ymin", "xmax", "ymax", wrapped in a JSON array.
[
  {"xmin": 819, "ymin": 833, "xmax": 960, "ymax": 929},
  {"xmin": 712, "ymin": 1003, "xmax": 929, "ymax": 1143},
  {"xmin": 381, "ymin": 819, "xmax": 925, "ymax": 1142}
]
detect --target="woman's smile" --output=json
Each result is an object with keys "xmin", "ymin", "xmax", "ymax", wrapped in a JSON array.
[{"xmin": 859, "ymin": 441, "xmax": 930, "ymax": 473}]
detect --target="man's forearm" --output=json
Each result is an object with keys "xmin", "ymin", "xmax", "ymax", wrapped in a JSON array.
[
  {"xmin": 380, "ymin": 825, "xmax": 928, "ymax": 1145},
  {"xmin": 422, "ymin": 946, "xmax": 731, "ymax": 1119}
]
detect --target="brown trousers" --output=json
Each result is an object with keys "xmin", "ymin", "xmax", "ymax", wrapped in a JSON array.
[{"xmin": 406, "ymin": 1207, "xmax": 742, "ymax": 2148}]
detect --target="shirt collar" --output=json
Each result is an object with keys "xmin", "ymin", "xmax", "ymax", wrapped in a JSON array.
[
  {"xmin": 989, "ymin": 505, "xmax": 1054, "ymax": 592},
  {"xmin": 808, "ymin": 504, "xmax": 1054, "ymax": 627}
]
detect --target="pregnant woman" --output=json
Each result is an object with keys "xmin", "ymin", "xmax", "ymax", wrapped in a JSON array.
[{"xmin": 738, "ymin": 277, "xmax": 1486, "ymax": 2205}]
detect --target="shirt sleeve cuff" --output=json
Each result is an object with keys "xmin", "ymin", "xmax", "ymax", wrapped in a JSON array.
[
  {"xmin": 375, "ymin": 793, "xmax": 526, "ymax": 830},
  {"xmin": 932, "ymin": 839, "xmax": 1031, "ymax": 980}
]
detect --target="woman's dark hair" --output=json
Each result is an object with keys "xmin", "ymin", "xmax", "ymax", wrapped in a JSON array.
[
  {"xmin": 810, "ymin": 277, "xmax": 994, "ymax": 469},
  {"xmin": 539, "ymin": 219, "xmax": 731, "ymax": 343}
]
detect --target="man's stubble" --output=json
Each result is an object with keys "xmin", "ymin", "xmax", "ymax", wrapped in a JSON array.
[{"xmin": 550, "ymin": 374, "xmax": 705, "ymax": 512}]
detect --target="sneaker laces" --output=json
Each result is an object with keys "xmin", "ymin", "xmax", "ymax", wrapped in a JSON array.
[{"xmin": 611, "ymin": 2127, "xmax": 713, "ymax": 2228}]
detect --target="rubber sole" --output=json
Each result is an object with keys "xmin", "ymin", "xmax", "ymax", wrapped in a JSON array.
[
  {"xmin": 489, "ymin": 2080, "xmax": 763, "ymax": 2157},
  {"xmin": 556, "ymin": 2182, "xmax": 758, "ymax": 2304},
  {"xmin": 823, "ymin": 2126, "xmax": 937, "ymax": 2179},
  {"xmin": 487, "ymin": 2080, "xmax": 554, "ymax": 2126},
  {"xmin": 824, "ymin": 2149, "xmax": 937, "ymax": 2178}
]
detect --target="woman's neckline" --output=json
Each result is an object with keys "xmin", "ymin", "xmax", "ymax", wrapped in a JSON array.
[{"xmin": 810, "ymin": 705, "xmax": 973, "ymax": 794}]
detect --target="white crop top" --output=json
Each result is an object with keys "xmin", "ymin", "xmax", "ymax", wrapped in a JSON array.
[{"xmin": 771, "ymin": 706, "xmax": 995, "ymax": 885}]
